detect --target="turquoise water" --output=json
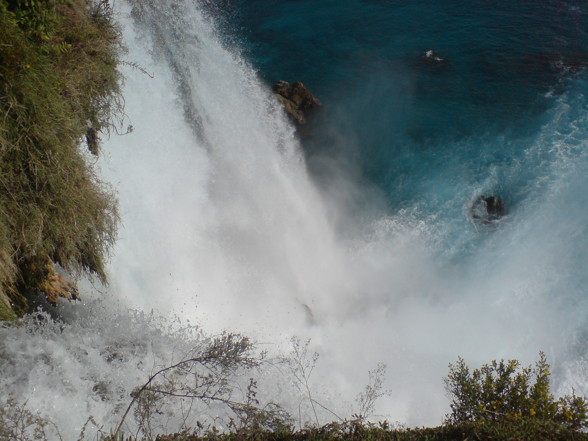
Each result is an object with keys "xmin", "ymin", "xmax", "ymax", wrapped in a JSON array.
[
  {"xmin": 220, "ymin": 1, "xmax": 588, "ymax": 359},
  {"xmin": 226, "ymin": 0, "xmax": 588, "ymax": 258}
]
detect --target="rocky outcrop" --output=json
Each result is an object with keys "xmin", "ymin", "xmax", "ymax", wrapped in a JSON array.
[
  {"xmin": 422, "ymin": 50, "xmax": 446, "ymax": 64},
  {"xmin": 420, "ymin": 50, "xmax": 450, "ymax": 71},
  {"xmin": 471, "ymin": 196, "xmax": 506, "ymax": 223},
  {"xmin": 36, "ymin": 261, "xmax": 80, "ymax": 305},
  {"xmin": 21, "ymin": 256, "xmax": 80, "ymax": 307},
  {"xmin": 272, "ymin": 81, "xmax": 322, "ymax": 125}
]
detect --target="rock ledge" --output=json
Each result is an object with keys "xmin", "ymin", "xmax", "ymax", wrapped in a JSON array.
[{"xmin": 272, "ymin": 81, "xmax": 322, "ymax": 125}]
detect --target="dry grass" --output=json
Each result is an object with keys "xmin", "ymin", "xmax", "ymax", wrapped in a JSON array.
[{"xmin": 0, "ymin": 0, "xmax": 122, "ymax": 315}]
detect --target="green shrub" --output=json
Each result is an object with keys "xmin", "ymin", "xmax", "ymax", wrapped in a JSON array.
[
  {"xmin": 3, "ymin": 0, "xmax": 65, "ymax": 40},
  {"xmin": 445, "ymin": 353, "xmax": 588, "ymax": 431}
]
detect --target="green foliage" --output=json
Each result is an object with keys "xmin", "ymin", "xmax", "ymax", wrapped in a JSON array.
[
  {"xmin": 101, "ymin": 420, "xmax": 588, "ymax": 441},
  {"xmin": 3, "ymin": 0, "xmax": 66, "ymax": 41},
  {"xmin": 5, "ymin": 351, "xmax": 588, "ymax": 441},
  {"xmin": 0, "ymin": 0, "xmax": 123, "ymax": 315},
  {"xmin": 445, "ymin": 353, "xmax": 588, "ymax": 431},
  {"xmin": 0, "ymin": 294, "xmax": 17, "ymax": 321}
]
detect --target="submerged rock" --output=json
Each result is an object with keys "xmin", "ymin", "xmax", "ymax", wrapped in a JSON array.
[
  {"xmin": 272, "ymin": 81, "xmax": 322, "ymax": 125},
  {"xmin": 520, "ymin": 52, "xmax": 588, "ymax": 76},
  {"xmin": 420, "ymin": 49, "xmax": 450, "ymax": 69},
  {"xmin": 471, "ymin": 196, "xmax": 506, "ymax": 223}
]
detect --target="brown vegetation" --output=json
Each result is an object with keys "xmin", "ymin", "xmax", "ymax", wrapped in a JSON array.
[{"xmin": 0, "ymin": 0, "xmax": 122, "ymax": 317}]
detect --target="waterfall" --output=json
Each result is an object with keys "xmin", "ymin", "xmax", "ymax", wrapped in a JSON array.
[
  {"xmin": 2, "ymin": 1, "xmax": 588, "ymax": 439},
  {"xmin": 102, "ymin": 1, "xmax": 351, "ymax": 337}
]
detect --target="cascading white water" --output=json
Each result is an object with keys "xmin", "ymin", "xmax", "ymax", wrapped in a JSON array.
[
  {"xmin": 102, "ymin": 1, "xmax": 350, "ymax": 338},
  {"xmin": 2, "ymin": 1, "xmax": 588, "ymax": 439}
]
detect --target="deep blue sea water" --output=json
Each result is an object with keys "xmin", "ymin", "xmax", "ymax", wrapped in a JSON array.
[
  {"xmin": 207, "ymin": 1, "xmax": 588, "ymax": 354},
  {"xmin": 222, "ymin": 0, "xmax": 588, "ymax": 258}
]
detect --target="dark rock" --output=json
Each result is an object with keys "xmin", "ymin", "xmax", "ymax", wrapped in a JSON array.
[
  {"xmin": 86, "ymin": 127, "xmax": 99, "ymax": 155},
  {"xmin": 519, "ymin": 52, "xmax": 588, "ymax": 76},
  {"xmin": 86, "ymin": 118, "xmax": 100, "ymax": 155},
  {"xmin": 421, "ymin": 50, "xmax": 449, "ymax": 68},
  {"xmin": 272, "ymin": 81, "xmax": 322, "ymax": 125},
  {"xmin": 24, "ymin": 255, "xmax": 80, "ymax": 305},
  {"xmin": 92, "ymin": 381, "xmax": 110, "ymax": 401},
  {"xmin": 471, "ymin": 196, "xmax": 506, "ymax": 223}
]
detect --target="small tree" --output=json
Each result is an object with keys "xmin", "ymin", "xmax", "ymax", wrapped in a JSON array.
[{"xmin": 445, "ymin": 352, "xmax": 588, "ymax": 430}]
